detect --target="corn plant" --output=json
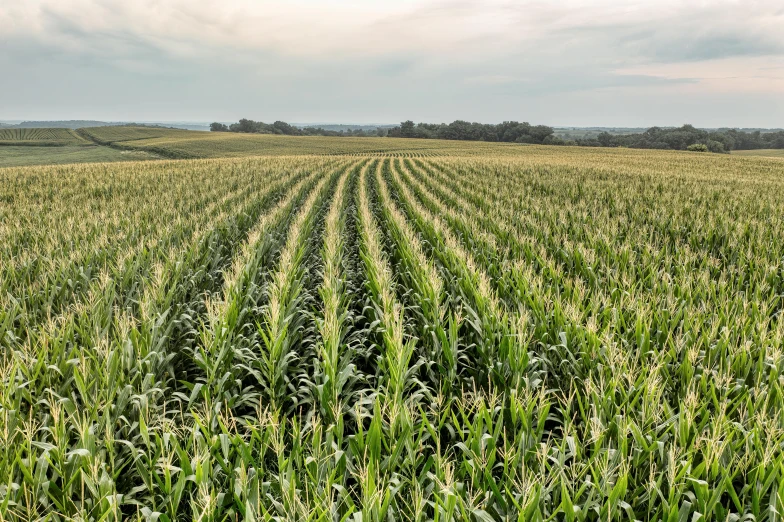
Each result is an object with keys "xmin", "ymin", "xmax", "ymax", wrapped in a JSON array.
[{"xmin": 1, "ymin": 144, "xmax": 783, "ymax": 521}]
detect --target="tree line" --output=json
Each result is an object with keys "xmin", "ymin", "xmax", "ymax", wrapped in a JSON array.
[
  {"xmin": 212, "ymin": 119, "xmax": 784, "ymax": 152},
  {"xmin": 387, "ymin": 121, "xmax": 784, "ymax": 152},
  {"xmin": 574, "ymin": 125, "xmax": 784, "ymax": 153},
  {"xmin": 210, "ymin": 119, "xmax": 384, "ymax": 137},
  {"xmin": 387, "ymin": 120, "xmax": 557, "ymax": 144}
]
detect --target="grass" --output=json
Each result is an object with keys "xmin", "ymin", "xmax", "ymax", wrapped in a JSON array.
[{"xmin": 1, "ymin": 143, "xmax": 784, "ymax": 521}]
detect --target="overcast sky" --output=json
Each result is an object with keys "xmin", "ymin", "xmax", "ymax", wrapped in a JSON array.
[{"xmin": 1, "ymin": 0, "xmax": 783, "ymax": 127}]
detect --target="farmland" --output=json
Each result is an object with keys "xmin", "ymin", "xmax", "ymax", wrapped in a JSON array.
[
  {"xmin": 1, "ymin": 126, "xmax": 532, "ymax": 167},
  {"xmin": 0, "ymin": 128, "xmax": 90, "ymax": 147},
  {"xmin": 1, "ymin": 145, "xmax": 783, "ymax": 521},
  {"xmin": 732, "ymin": 149, "xmax": 784, "ymax": 159},
  {"xmin": 0, "ymin": 127, "xmax": 158, "ymax": 167},
  {"xmin": 0, "ymin": 146, "xmax": 157, "ymax": 168},
  {"xmin": 77, "ymin": 125, "xmax": 528, "ymax": 158}
]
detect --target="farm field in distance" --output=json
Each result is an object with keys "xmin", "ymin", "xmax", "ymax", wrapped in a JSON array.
[
  {"xmin": 0, "ymin": 146, "xmax": 158, "ymax": 168},
  {"xmin": 1, "ymin": 141, "xmax": 783, "ymax": 521},
  {"xmin": 1, "ymin": 126, "xmax": 534, "ymax": 167},
  {"xmin": 0, "ymin": 127, "xmax": 90, "ymax": 146},
  {"xmin": 76, "ymin": 125, "xmax": 534, "ymax": 158},
  {"xmin": 731, "ymin": 148, "xmax": 784, "ymax": 158},
  {"xmin": 0, "ymin": 127, "xmax": 160, "ymax": 167}
]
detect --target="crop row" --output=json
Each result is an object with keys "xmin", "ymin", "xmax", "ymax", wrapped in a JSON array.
[
  {"xmin": 0, "ymin": 153, "xmax": 783, "ymax": 521},
  {"xmin": 0, "ymin": 128, "xmax": 89, "ymax": 147}
]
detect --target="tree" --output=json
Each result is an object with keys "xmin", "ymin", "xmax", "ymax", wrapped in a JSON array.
[
  {"xmin": 273, "ymin": 121, "xmax": 300, "ymax": 135},
  {"xmin": 597, "ymin": 132, "xmax": 614, "ymax": 147},
  {"xmin": 543, "ymin": 135, "xmax": 565, "ymax": 145},
  {"xmin": 399, "ymin": 120, "xmax": 416, "ymax": 138},
  {"xmin": 210, "ymin": 122, "xmax": 229, "ymax": 132},
  {"xmin": 706, "ymin": 140, "xmax": 725, "ymax": 153},
  {"xmin": 232, "ymin": 118, "xmax": 259, "ymax": 133},
  {"xmin": 686, "ymin": 143, "xmax": 709, "ymax": 152},
  {"xmin": 530, "ymin": 125, "xmax": 555, "ymax": 143}
]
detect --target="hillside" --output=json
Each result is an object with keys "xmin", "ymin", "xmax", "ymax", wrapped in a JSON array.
[
  {"xmin": 731, "ymin": 148, "xmax": 784, "ymax": 158},
  {"xmin": 11, "ymin": 120, "xmax": 119, "ymax": 129},
  {"xmin": 78, "ymin": 125, "xmax": 529, "ymax": 158},
  {"xmin": 2, "ymin": 120, "xmax": 210, "ymax": 131},
  {"xmin": 0, "ymin": 127, "xmax": 155, "ymax": 166},
  {"xmin": 0, "ymin": 127, "xmax": 91, "ymax": 146},
  {"xmin": 7, "ymin": 124, "xmax": 784, "ymax": 168}
]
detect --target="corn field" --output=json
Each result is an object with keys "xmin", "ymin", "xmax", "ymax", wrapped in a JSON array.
[
  {"xmin": 1, "ymin": 150, "xmax": 783, "ymax": 521},
  {"xmin": 0, "ymin": 129, "xmax": 89, "ymax": 147},
  {"xmin": 75, "ymin": 126, "xmax": 535, "ymax": 159}
]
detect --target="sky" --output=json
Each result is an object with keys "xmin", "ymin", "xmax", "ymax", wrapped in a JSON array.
[{"xmin": 1, "ymin": 0, "xmax": 783, "ymax": 127}]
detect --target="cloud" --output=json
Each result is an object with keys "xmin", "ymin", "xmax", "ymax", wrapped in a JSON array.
[
  {"xmin": 6, "ymin": 0, "xmax": 773, "ymax": 60},
  {"xmin": 0, "ymin": 0, "xmax": 782, "ymax": 125}
]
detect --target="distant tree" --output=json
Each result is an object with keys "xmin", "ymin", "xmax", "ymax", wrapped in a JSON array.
[
  {"xmin": 214, "ymin": 118, "xmax": 392, "ymax": 138},
  {"xmin": 686, "ymin": 143, "xmax": 709, "ymax": 152},
  {"xmin": 272, "ymin": 121, "xmax": 300, "ymax": 135},
  {"xmin": 399, "ymin": 120, "xmax": 416, "ymax": 138},
  {"xmin": 232, "ymin": 119, "xmax": 258, "ymax": 133},
  {"xmin": 597, "ymin": 132, "xmax": 614, "ymax": 147},
  {"xmin": 215, "ymin": 118, "xmax": 783, "ymax": 151},
  {"xmin": 387, "ymin": 119, "xmax": 554, "ymax": 144},
  {"xmin": 766, "ymin": 132, "xmax": 784, "ymax": 148},
  {"xmin": 530, "ymin": 125, "xmax": 555, "ymax": 143},
  {"xmin": 515, "ymin": 135, "xmax": 536, "ymax": 144}
]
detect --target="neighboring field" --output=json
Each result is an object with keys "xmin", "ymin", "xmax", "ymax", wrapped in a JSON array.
[
  {"xmin": 78, "ymin": 125, "xmax": 189, "ymax": 144},
  {"xmin": 1, "ymin": 147, "xmax": 783, "ymax": 521},
  {"xmin": 0, "ymin": 127, "xmax": 90, "ymax": 146},
  {"xmin": 0, "ymin": 128, "xmax": 157, "ymax": 166},
  {"xmin": 79, "ymin": 125, "xmax": 536, "ymax": 158},
  {"xmin": 732, "ymin": 148, "xmax": 784, "ymax": 158},
  {"xmin": 0, "ymin": 145, "xmax": 158, "ymax": 167}
]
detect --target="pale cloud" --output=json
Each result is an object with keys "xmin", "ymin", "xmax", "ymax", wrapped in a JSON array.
[
  {"xmin": 0, "ymin": 0, "xmax": 782, "ymax": 126},
  {"xmin": 617, "ymin": 56, "xmax": 784, "ymax": 94}
]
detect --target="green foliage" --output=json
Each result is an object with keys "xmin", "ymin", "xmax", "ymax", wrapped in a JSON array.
[
  {"xmin": 687, "ymin": 143, "xmax": 709, "ymax": 152},
  {"xmin": 577, "ymin": 124, "xmax": 784, "ymax": 152},
  {"xmin": 706, "ymin": 139, "xmax": 726, "ymax": 153},
  {"xmin": 1, "ymin": 146, "xmax": 784, "ymax": 521},
  {"xmin": 216, "ymin": 118, "xmax": 383, "ymax": 137},
  {"xmin": 388, "ymin": 119, "xmax": 556, "ymax": 144}
]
